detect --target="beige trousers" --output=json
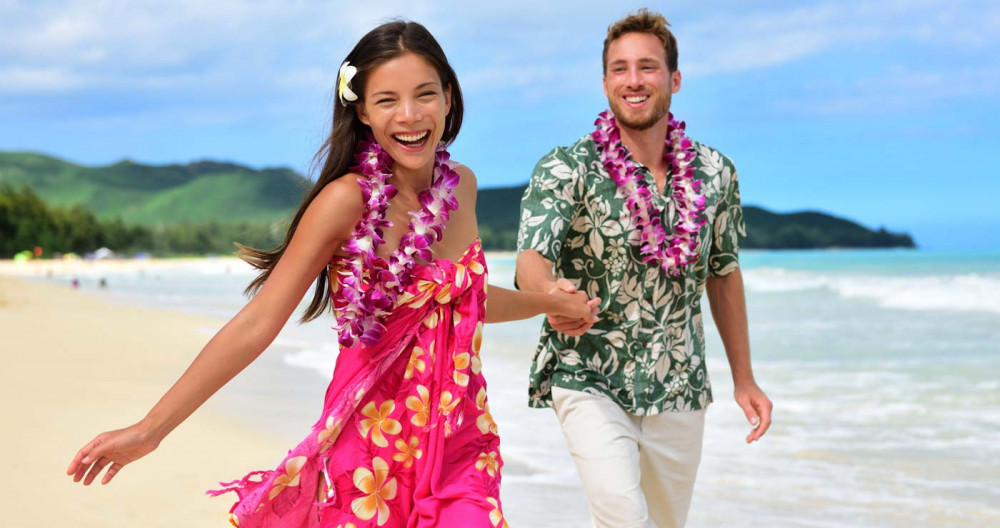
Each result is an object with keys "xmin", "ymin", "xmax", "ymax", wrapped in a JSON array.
[{"xmin": 551, "ymin": 386, "xmax": 707, "ymax": 528}]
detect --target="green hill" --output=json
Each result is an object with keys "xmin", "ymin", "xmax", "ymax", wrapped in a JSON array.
[
  {"xmin": 0, "ymin": 152, "xmax": 310, "ymax": 225},
  {"xmin": 475, "ymin": 184, "xmax": 915, "ymax": 250},
  {"xmin": 0, "ymin": 152, "xmax": 915, "ymax": 252}
]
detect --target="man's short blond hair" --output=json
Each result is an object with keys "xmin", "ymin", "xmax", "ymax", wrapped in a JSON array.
[{"xmin": 602, "ymin": 8, "xmax": 678, "ymax": 73}]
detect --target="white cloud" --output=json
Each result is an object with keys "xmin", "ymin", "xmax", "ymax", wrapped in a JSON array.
[
  {"xmin": 0, "ymin": 65, "xmax": 92, "ymax": 93},
  {"xmin": 680, "ymin": 0, "xmax": 1000, "ymax": 76},
  {"xmin": 775, "ymin": 65, "xmax": 1000, "ymax": 115},
  {"xmin": 1, "ymin": 0, "xmax": 997, "ymax": 119}
]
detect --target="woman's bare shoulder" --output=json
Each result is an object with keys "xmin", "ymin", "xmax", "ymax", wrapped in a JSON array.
[{"xmin": 300, "ymin": 173, "xmax": 366, "ymax": 242}]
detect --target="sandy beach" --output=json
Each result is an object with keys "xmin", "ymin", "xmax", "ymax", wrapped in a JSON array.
[{"xmin": 0, "ymin": 271, "xmax": 283, "ymax": 528}]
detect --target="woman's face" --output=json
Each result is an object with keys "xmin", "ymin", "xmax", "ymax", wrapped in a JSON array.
[{"xmin": 358, "ymin": 52, "xmax": 452, "ymax": 175}]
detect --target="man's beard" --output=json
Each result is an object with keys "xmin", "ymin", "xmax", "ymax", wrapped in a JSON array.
[{"xmin": 609, "ymin": 94, "xmax": 670, "ymax": 131}]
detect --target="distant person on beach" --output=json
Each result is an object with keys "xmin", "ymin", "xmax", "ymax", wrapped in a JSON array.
[
  {"xmin": 67, "ymin": 20, "xmax": 597, "ymax": 527},
  {"xmin": 515, "ymin": 9, "xmax": 773, "ymax": 528}
]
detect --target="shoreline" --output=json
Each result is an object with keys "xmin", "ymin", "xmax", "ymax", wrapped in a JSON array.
[{"xmin": 0, "ymin": 274, "xmax": 285, "ymax": 527}]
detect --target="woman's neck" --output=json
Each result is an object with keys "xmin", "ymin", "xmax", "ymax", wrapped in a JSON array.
[{"xmin": 391, "ymin": 161, "xmax": 434, "ymax": 195}]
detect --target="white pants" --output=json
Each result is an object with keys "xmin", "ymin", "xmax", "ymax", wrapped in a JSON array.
[{"xmin": 551, "ymin": 386, "xmax": 707, "ymax": 528}]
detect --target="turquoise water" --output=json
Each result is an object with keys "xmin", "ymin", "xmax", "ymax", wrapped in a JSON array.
[{"xmin": 44, "ymin": 249, "xmax": 1000, "ymax": 527}]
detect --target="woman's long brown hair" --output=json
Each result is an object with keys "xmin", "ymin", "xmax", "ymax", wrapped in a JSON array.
[{"xmin": 237, "ymin": 20, "xmax": 464, "ymax": 322}]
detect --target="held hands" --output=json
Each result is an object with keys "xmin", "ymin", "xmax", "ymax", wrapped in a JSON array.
[
  {"xmin": 547, "ymin": 278, "xmax": 600, "ymax": 336},
  {"xmin": 735, "ymin": 380, "xmax": 773, "ymax": 443},
  {"xmin": 66, "ymin": 423, "xmax": 160, "ymax": 485}
]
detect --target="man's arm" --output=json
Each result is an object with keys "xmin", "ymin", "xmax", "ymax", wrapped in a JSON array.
[
  {"xmin": 706, "ymin": 268, "xmax": 772, "ymax": 443},
  {"xmin": 516, "ymin": 249, "xmax": 560, "ymax": 294},
  {"xmin": 516, "ymin": 250, "xmax": 594, "ymax": 336}
]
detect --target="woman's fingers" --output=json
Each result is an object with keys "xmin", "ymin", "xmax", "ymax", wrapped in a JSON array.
[
  {"xmin": 101, "ymin": 462, "xmax": 125, "ymax": 485},
  {"xmin": 83, "ymin": 456, "xmax": 111, "ymax": 486},
  {"xmin": 68, "ymin": 437, "xmax": 99, "ymax": 476}
]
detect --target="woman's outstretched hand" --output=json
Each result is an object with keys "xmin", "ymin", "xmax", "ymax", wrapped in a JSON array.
[{"xmin": 67, "ymin": 423, "xmax": 160, "ymax": 485}]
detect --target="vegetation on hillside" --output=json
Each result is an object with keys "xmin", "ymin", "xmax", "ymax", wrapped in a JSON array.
[
  {"xmin": 0, "ymin": 184, "xmax": 286, "ymax": 258},
  {"xmin": 475, "ymin": 184, "xmax": 916, "ymax": 251},
  {"xmin": 0, "ymin": 152, "xmax": 309, "ymax": 225},
  {"xmin": 0, "ymin": 153, "xmax": 916, "ymax": 257}
]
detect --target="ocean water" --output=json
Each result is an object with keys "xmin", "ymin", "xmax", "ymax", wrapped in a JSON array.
[{"xmin": 47, "ymin": 249, "xmax": 1000, "ymax": 527}]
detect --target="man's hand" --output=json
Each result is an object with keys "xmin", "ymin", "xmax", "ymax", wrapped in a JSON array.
[
  {"xmin": 734, "ymin": 380, "xmax": 772, "ymax": 443},
  {"xmin": 546, "ymin": 278, "xmax": 599, "ymax": 336}
]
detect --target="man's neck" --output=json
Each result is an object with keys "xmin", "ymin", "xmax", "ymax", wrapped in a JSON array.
[{"xmin": 619, "ymin": 117, "xmax": 670, "ymax": 191}]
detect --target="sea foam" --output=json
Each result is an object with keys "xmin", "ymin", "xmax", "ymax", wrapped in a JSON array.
[{"xmin": 744, "ymin": 269, "xmax": 1000, "ymax": 315}]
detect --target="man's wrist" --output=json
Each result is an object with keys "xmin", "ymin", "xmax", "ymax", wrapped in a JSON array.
[{"xmin": 731, "ymin": 371, "xmax": 757, "ymax": 388}]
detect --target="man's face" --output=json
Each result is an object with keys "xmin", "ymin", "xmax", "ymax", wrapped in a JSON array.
[{"xmin": 603, "ymin": 32, "xmax": 681, "ymax": 131}]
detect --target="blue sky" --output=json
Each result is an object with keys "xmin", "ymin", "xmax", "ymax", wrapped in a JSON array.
[{"xmin": 1, "ymin": 0, "xmax": 998, "ymax": 249}]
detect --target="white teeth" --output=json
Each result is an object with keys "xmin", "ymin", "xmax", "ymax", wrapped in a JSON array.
[
  {"xmin": 393, "ymin": 131, "xmax": 428, "ymax": 142},
  {"xmin": 625, "ymin": 95, "xmax": 649, "ymax": 103}
]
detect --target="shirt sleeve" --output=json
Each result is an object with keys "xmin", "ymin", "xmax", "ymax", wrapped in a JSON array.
[
  {"xmin": 708, "ymin": 158, "xmax": 746, "ymax": 277},
  {"xmin": 516, "ymin": 147, "xmax": 580, "ymax": 265}
]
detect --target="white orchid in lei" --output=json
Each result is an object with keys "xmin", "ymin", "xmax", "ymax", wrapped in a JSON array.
[{"xmin": 338, "ymin": 61, "xmax": 358, "ymax": 105}]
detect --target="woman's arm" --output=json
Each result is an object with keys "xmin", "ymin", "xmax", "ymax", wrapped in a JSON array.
[
  {"xmin": 67, "ymin": 177, "xmax": 363, "ymax": 485},
  {"xmin": 485, "ymin": 283, "xmax": 599, "ymax": 324}
]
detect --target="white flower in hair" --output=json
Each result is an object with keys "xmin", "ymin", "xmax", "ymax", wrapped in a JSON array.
[{"xmin": 338, "ymin": 61, "xmax": 358, "ymax": 105}]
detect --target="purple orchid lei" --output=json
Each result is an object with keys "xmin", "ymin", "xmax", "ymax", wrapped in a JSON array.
[
  {"xmin": 332, "ymin": 135, "xmax": 460, "ymax": 348},
  {"xmin": 591, "ymin": 109, "xmax": 707, "ymax": 277}
]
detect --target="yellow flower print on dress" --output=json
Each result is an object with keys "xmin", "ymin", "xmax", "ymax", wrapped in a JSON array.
[
  {"xmin": 439, "ymin": 390, "xmax": 460, "ymax": 416},
  {"xmin": 404, "ymin": 346, "xmax": 427, "ymax": 380},
  {"xmin": 422, "ymin": 311, "xmax": 440, "ymax": 329},
  {"xmin": 475, "ymin": 387, "xmax": 498, "ymax": 436},
  {"xmin": 406, "ymin": 385, "xmax": 431, "ymax": 427},
  {"xmin": 228, "ymin": 513, "xmax": 239, "ymax": 527},
  {"xmin": 358, "ymin": 401, "xmax": 402, "ymax": 448},
  {"xmin": 434, "ymin": 281, "xmax": 454, "ymax": 304},
  {"xmin": 317, "ymin": 415, "xmax": 343, "ymax": 453},
  {"xmin": 475, "ymin": 451, "xmax": 500, "ymax": 478},
  {"xmin": 351, "ymin": 457, "xmax": 397, "ymax": 526},
  {"xmin": 267, "ymin": 456, "xmax": 308, "ymax": 500},
  {"xmin": 486, "ymin": 497, "xmax": 509, "ymax": 528},
  {"xmin": 452, "ymin": 263, "xmax": 468, "ymax": 291},
  {"xmin": 392, "ymin": 435, "xmax": 423, "ymax": 468},
  {"xmin": 471, "ymin": 321, "xmax": 484, "ymax": 375},
  {"xmin": 453, "ymin": 352, "xmax": 471, "ymax": 387},
  {"xmin": 395, "ymin": 280, "xmax": 439, "ymax": 309},
  {"xmin": 468, "ymin": 259, "xmax": 485, "ymax": 276},
  {"xmin": 473, "ymin": 321, "xmax": 483, "ymax": 352}
]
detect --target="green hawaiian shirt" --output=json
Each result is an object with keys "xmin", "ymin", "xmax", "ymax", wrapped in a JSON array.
[{"xmin": 516, "ymin": 133, "xmax": 745, "ymax": 416}]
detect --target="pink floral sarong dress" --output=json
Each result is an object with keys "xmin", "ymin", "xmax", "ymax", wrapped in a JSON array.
[{"xmin": 212, "ymin": 239, "xmax": 508, "ymax": 528}]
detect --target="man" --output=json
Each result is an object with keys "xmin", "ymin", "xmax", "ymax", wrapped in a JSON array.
[{"xmin": 515, "ymin": 9, "xmax": 773, "ymax": 528}]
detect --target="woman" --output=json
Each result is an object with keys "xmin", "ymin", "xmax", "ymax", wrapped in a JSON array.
[{"xmin": 66, "ymin": 20, "xmax": 597, "ymax": 528}]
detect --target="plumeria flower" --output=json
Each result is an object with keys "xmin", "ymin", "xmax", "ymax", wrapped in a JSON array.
[{"xmin": 338, "ymin": 61, "xmax": 358, "ymax": 106}]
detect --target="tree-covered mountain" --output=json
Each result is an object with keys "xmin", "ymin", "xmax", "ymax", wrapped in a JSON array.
[
  {"xmin": 0, "ymin": 152, "xmax": 310, "ymax": 225},
  {"xmin": 0, "ymin": 152, "xmax": 915, "ymax": 254},
  {"xmin": 475, "ymin": 184, "xmax": 915, "ymax": 250}
]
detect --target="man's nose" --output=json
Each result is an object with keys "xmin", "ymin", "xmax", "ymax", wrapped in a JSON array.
[{"xmin": 626, "ymin": 67, "xmax": 643, "ymax": 89}]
